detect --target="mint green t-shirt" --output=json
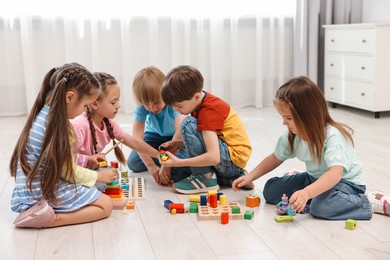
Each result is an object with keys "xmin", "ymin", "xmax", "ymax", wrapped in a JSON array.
[{"xmin": 274, "ymin": 125, "xmax": 365, "ymax": 185}]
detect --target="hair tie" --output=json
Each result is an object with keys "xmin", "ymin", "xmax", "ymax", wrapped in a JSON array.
[{"xmin": 63, "ymin": 77, "xmax": 68, "ymax": 82}]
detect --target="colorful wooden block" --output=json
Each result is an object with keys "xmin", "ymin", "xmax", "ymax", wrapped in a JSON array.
[
  {"xmin": 274, "ymin": 215, "xmax": 294, "ymax": 223},
  {"xmin": 120, "ymin": 176, "xmax": 145, "ymax": 199},
  {"xmin": 189, "ymin": 202, "xmax": 198, "ymax": 213},
  {"xmin": 98, "ymin": 161, "xmax": 108, "ymax": 168},
  {"xmin": 120, "ymin": 170, "xmax": 128, "ymax": 178},
  {"xmin": 209, "ymin": 194, "xmax": 218, "ymax": 208},
  {"xmin": 246, "ymin": 195, "xmax": 260, "ymax": 208},
  {"xmin": 164, "ymin": 200, "xmax": 173, "ymax": 210},
  {"xmin": 231, "ymin": 206, "xmax": 241, "ymax": 214},
  {"xmin": 345, "ymin": 219, "xmax": 357, "ymax": 230},
  {"xmin": 219, "ymin": 195, "xmax": 227, "ymax": 206},
  {"xmin": 221, "ymin": 212, "xmax": 229, "ymax": 224},
  {"xmin": 189, "ymin": 195, "xmax": 200, "ymax": 202},
  {"xmin": 169, "ymin": 203, "xmax": 185, "ymax": 213},
  {"xmin": 110, "ymin": 161, "xmax": 119, "ymax": 168},
  {"xmin": 244, "ymin": 210, "xmax": 254, "ymax": 220}
]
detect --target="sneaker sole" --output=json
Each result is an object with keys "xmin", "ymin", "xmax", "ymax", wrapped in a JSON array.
[{"xmin": 173, "ymin": 184, "xmax": 221, "ymax": 195}]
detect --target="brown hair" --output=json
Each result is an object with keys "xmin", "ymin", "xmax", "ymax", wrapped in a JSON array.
[
  {"xmin": 132, "ymin": 66, "xmax": 165, "ymax": 105},
  {"xmin": 275, "ymin": 76, "xmax": 354, "ymax": 164},
  {"xmin": 161, "ymin": 65, "xmax": 204, "ymax": 105},
  {"xmin": 87, "ymin": 72, "xmax": 126, "ymax": 165},
  {"xmin": 10, "ymin": 62, "xmax": 100, "ymax": 203}
]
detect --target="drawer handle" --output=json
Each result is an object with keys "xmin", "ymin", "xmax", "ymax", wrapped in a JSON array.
[
  {"xmin": 330, "ymin": 63, "xmax": 334, "ymax": 67},
  {"xmin": 330, "ymin": 39, "xmax": 335, "ymax": 43},
  {"xmin": 362, "ymin": 39, "xmax": 367, "ymax": 43},
  {"xmin": 361, "ymin": 93, "xmax": 365, "ymax": 96},
  {"xmin": 361, "ymin": 66, "xmax": 366, "ymax": 70},
  {"xmin": 330, "ymin": 87, "xmax": 334, "ymax": 90}
]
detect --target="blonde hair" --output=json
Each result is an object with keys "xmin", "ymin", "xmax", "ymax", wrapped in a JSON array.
[
  {"xmin": 132, "ymin": 66, "xmax": 165, "ymax": 105},
  {"xmin": 275, "ymin": 76, "xmax": 354, "ymax": 164}
]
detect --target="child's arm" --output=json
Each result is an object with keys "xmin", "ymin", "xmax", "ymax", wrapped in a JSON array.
[
  {"xmin": 74, "ymin": 153, "xmax": 106, "ymax": 169},
  {"xmin": 160, "ymin": 130, "xmax": 221, "ymax": 167},
  {"xmin": 289, "ymin": 166, "xmax": 343, "ymax": 212},
  {"xmin": 232, "ymin": 153, "xmax": 283, "ymax": 191},
  {"xmin": 64, "ymin": 163, "xmax": 118, "ymax": 188},
  {"xmin": 131, "ymin": 121, "xmax": 161, "ymax": 183}
]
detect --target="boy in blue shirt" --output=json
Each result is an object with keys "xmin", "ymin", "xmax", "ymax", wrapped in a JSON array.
[{"xmin": 127, "ymin": 66, "xmax": 190, "ymax": 185}]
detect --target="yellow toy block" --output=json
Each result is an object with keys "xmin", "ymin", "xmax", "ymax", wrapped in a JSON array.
[
  {"xmin": 345, "ymin": 219, "xmax": 357, "ymax": 230},
  {"xmin": 98, "ymin": 161, "xmax": 108, "ymax": 168},
  {"xmin": 274, "ymin": 215, "xmax": 294, "ymax": 223}
]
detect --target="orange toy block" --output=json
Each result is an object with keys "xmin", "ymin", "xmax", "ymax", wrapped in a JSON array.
[
  {"xmin": 246, "ymin": 195, "xmax": 260, "ymax": 208},
  {"xmin": 126, "ymin": 201, "xmax": 135, "ymax": 209}
]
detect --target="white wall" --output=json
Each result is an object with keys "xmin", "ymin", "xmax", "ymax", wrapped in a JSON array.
[{"xmin": 362, "ymin": 0, "xmax": 390, "ymax": 23}]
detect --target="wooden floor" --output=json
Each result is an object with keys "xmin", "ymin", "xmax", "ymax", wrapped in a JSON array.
[{"xmin": 1, "ymin": 105, "xmax": 389, "ymax": 260}]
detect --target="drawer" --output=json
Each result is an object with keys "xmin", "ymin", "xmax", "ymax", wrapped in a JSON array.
[
  {"xmin": 325, "ymin": 28, "xmax": 375, "ymax": 53},
  {"xmin": 324, "ymin": 77, "xmax": 343, "ymax": 103},
  {"xmin": 344, "ymin": 81, "xmax": 374, "ymax": 109},
  {"xmin": 325, "ymin": 54, "xmax": 374, "ymax": 81}
]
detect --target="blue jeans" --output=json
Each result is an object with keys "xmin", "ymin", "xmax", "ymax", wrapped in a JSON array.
[
  {"xmin": 127, "ymin": 131, "xmax": 191, "ymax": 182},
  {"xmin": 263, "ymin": 172, "xmax": 372, "ymax": 220},
  {"xmin": 181, "ymin": 116, "xmax": 243, "ymax": 178}
]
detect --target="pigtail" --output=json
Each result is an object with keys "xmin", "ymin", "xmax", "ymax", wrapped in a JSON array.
[
  {"xmin": 10, "ymin": 68, "xmax": 56, "ymax": 177},
  {"xmin": 86, "ymin": 106, "xmax": 99, "ymax": 154},
  {"xmin": 103, "ymin": 118, "xmax": 126, "ymax": 165}
]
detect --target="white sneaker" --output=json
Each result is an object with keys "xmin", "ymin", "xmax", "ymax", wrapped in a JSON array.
[{"xmin": 367, "ymin": 191, "xmax": 390, "ymax": 216}]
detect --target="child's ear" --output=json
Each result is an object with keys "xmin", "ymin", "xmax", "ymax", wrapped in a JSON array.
[
  {"xmin": 194, "ymin": 92, "xmax": 202, "ymax": 101},
  {"xmin": 66, "ymin": 91, "xmax": 75, "ymax": 104},
  {"xmin": 90, "ymin": 100, "xmax": 98, "ymax": 109}
]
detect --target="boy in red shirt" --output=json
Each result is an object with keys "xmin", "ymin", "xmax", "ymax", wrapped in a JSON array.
[{"xmin": 160, "ymin": 65, "xmax": 253, "ymax": 194}]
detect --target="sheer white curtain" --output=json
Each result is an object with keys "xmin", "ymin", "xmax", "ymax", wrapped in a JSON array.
[{"xmin": 0, "ymin": 0, "xmax": 296, "ymax": 116}]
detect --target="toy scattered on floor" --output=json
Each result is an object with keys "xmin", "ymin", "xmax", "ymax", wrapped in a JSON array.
[
  {"xmin": 276, "ymin": 194, "xmax": 296, "ymax": 216},
  {"xmin": 159, "ymin": 149, "xmax": 169, "ymax": 161},
  {"xmin": 244, "ymin": 210, "xmax": 254, "ymax": 220},
  {"xmin": 274, "ymin": 215, "xmax": 294, "ymax": 223},
  {"xmin": 246, "ymin": 195, "xmax": 260, "ymax": 208},
  {"xmin": 345, "ymin": 219, "xmax": 357, "ymax": 230}
]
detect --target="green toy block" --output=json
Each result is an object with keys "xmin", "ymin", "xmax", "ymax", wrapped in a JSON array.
[
  {"xmin": 231, "ymin": 206, "xmax": 241, "ymax": 214},
  {"xmin": 345, "ymin": 219, "xmax": 357, "ymax": 230},
  {"xmin": 189, "ymin": 202, "xmax": 198, "ymax": 213},
  {"xmin": 274, "ymin": 215, "xmax": 294, "ymax": 223},
  {"xmin": 121, "ymin": 170, "xmax": 128, "ymax": 178},
  {"xmin": 244, "ymin": 210, "xmax": 254, "ymax": 220}
]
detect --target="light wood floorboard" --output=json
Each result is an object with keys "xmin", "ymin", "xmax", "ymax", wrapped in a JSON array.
[{"xmin": 1, "ymin": 105, "xmax": 389, "ymax": 260}]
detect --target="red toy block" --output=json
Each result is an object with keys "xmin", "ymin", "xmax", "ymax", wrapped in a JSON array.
[
  {"xmin": 110, "ymin": 161, "xmax": 119, "ymax": 168},
  {"xmin": 169, "ymin": 203, "xmax": 185, "ymax": 213},
  {"xmin": 104, "ymin": 187, "xmax": 122, "ymax": 195},
  {"xmin": 209, "ymin": 194, "xmax": 218, "ymax": 208},
  {"xmin": 221, "ymin": 212, "xmax": 229, "ymax": 224}
]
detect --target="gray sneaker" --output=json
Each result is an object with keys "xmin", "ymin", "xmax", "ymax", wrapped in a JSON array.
[{"xmin": 173, "ymin": 172, "xmax": 220, "ymax": 194}]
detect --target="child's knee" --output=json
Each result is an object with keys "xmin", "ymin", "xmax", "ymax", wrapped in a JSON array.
[
  {"xmin": 263, "ymin": 177, "xmax": 282, "ymax": 204},
  {"xmin": 100, "ymin": 194, "xmax": 113, "ymax": 216},
  {"xmin": 181, "ymin": 116, "xmax": 198, "ymax": 135}
]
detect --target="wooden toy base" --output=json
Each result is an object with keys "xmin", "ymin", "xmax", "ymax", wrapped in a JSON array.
[
  {"xmin": 121, "ymin": 176, "xmax": 145, "ymax": 199},
  {"xmin": 197, "ymin": 202, "xmax": 244, "ymax": 220}
]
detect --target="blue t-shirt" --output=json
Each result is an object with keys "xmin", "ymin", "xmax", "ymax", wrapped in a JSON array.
[
  {"xmin": 134, "ymin": 105, "xmax": 180, "ymax": 137},
  {"xmin": 274, "ymin": 125, "xmax": 365, "ymax": 185}
]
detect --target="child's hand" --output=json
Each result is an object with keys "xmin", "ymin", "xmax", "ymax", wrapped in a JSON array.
[
  {"xmin": 97, "ymin": 168, "xmax": 118, "ymax": 184},
  {"xmin": 147, "ymin": 165, "xmax": 161, "ymax": 185},
  {"xmin": 87, "ymin": 153, "xmax": 106, "ymax": 169},
  {"xmin": 232, "ymin": 175, "xmax": 249, "ymax": 191},
  {"xmin": 159, "ymin": 140, "xmax": 183, "ymax": 155},
  {"xmin": 288, "ymin": 189, "xmax": 310, "ymax": 213},
  {"xmin": 158, "ymin": 151, "xmax": 179, "ymax": 167},
  {"xmin": 158, "ymin": 165, "xmax": 172, "ymax": 186}
]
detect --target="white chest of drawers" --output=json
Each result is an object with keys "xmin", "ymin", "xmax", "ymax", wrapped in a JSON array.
[{"xmin": 323, "ymin": 24, "xmax": 390, "ymax": 118}]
